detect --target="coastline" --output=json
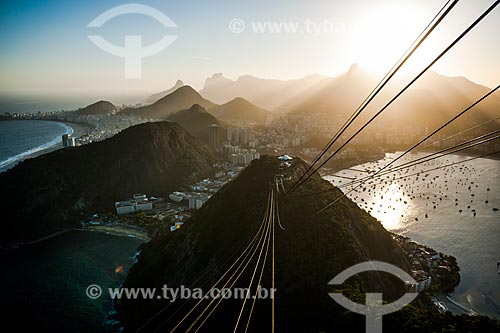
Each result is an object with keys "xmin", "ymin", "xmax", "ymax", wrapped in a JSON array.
[
  {"xmin": 386, "ymin": 148, "xmax": 500, "ymax": 162},
  {"xmin": 2, "ymin": 225, "xmax": 149, "ymax": 249},
  {"xmin": 85, "ymin": 225, "xmax": 150, "ymax": 242},
  {"xmin": 319, "ymin": 148, "xmax": 500, "ymax": 178},
  {"xmin": 328, "ymin": 151, "xmax": 500, "ymax": 319},
  {"xmin": 316, "ymin": 147, "xmax": 500, "ymax": 177},
  {"xmin": 0, "ymin": 119, "xmax": 94, "ymax": 172},
  {"xmin": 317, "ymin": 151, "xmax": 387, "ymax": 176},
  {"xmin": 1, "ymin": 229, "xmax": 77, "ymax": 249},
  {"xmin": 0, "ymin": 224, "xmax": 144, "ymax": 332}
]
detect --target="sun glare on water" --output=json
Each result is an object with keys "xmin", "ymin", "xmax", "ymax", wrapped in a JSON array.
[
  {"xmin": 367, "ymin": 182, "xmax": 408, "ymax": 230},
  {"xmin": 343, "ymin": 178, "xmax": 408, "ymax": 231}
]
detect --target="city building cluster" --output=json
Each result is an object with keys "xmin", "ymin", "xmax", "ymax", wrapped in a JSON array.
[
  {"xmin": 208, "ymin": 125, "xmax": 261, "ymax": 166},
  {"xmin": 115, "ymin": 193, "xmax": 153, "ymax": 215}
]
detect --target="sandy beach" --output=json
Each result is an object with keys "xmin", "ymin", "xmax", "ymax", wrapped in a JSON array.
[
  {"xmin": 86, "ymin": 225, "xmax": 150, "ymax": 241},
  {"xmin": 0, "ymin": 120, "xmax": 94, "ymax": 172},
  {"xmin": 27, "ymin": 120, "xmax": 94, "ymax": 156}
]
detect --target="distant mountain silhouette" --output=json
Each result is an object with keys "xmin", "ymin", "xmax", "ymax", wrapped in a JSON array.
[
  {"xmin": 146, "ymin": 80, "xmax": 185, "ymax": 104},
  {"xmin": 75, "ymin": 100, "xmax": 115, "ymax": 115},
  {"xmin": 121, "ymin": 86, "xmax": 217, "ymax": 119},
  {"xmin": 167, "ymin": 104, "xmax": 220, "ymax": 143},
  {"xmin": 197, "ymin": 66, "xmax": 499, "ymax": 133},
  {"xmin": 209, "ymin": 97, "xmax": 273, "ymax": 125},
  {"xmin": 285, "ymin": 63, "xmax": 377, "ymax": 116},
  {"xmin": 399, "ymin": 71, "xmax": 500, "ymax": 128},
  {"xmin": 0, "ymin": 122, "xmax": 216, "ymax": 245},
  {"xmin": 286, "ymin": 65, "xmax": 500, "ymax": 134},
  {"xmin": 201, "ymin": 73, "xmax": 233, "ymax": 93},
  {"xmin": 199, "ymin": 73, "xmax": 324, "ymax": 110}
]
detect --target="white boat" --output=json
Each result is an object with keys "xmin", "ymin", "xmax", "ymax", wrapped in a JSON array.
[{"xmin": 437, "ymin": 302, "xmax": 448, "ymax": 313}]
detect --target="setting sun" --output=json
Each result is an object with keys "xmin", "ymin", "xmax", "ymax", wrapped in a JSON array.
[
  {"xmin": 346, "ymin": 5, "xmax": 438, "ymax": 74},
  {"xmin": 1, "ymin": 0, "xmax": 499, "ymax": 331}
]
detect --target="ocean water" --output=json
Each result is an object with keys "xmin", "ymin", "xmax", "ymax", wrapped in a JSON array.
[
  {"xmin": 0, "ymin": 120, "xmax": 73, "ymax": 171},
  {"xmin": 0, "ymin": 231, "xmax": 143, "ymax": 332},
  {"xmin": 326, "ymin": 152, "xmax": 500, "ymax": 319}
]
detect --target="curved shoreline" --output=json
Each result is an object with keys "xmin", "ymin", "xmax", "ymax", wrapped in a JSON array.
[
  {"xmin": 85, "ymin": 225, "xmax": 150, "ymax": 241},
  {"xmin": 328, "ymin": 152, "xmax": 500, "ymax": 319},
  {"xmin": 2, "ymin": 226, "xmax": 149, "ymax": 249},
  {"xmin": 0, "ymin": 121, "xmax": 73, "ymax": 170},
  {"xmin": 1, "ymin": 229, "xmax": 77, "ymax": 249},
  {"xmin": 0, "ymin": 119, "xmax": 94, "ymax": 172}
]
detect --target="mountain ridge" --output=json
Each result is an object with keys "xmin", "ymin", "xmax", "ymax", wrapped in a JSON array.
[
  {"xmin": 167, "ymin": 104, "xmax": 220, "ymax": 143},
  {"xmin": 209, "ymin": 97, "xmax": 273, "ymax": 125},
  {"xmin": 116, "ymin": 156, "xmax": 412, "ymax": 332},
  {"xmin": 121, "ymin": 86, "xmax": 217, "ymax": 119},
  {"xmin": 199, "ymin": 73, "xmax": 325, "ymax": 110},
  {"xmin": 116, "ymin": 155, "xmax": 500, "ymax": 332},
  {"xmin": 146, "ymin": 80, "xmax": 185, "ymax": 104},
  {"xmin": 0, "ymin": 121, "xmax": 217, "ymax": 245},
  {"xmin": 75, "ymin": 100, "xmax": 116, "ymax": 115}
]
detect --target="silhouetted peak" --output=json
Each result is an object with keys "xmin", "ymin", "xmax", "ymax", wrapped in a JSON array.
[
  {"xmin": 76, "ymin": 100, "xmax": 115, "ymax": 115},
  {"xmin": 186, "ymin": 104, "xmax": 208, "ymax": 113},
  {"xmin": 347, "ymin": 63, "xmax": 361, "ymax": 75},
  {"xmin": 203, "ymin": 73, "xmax": 233, "ymax": 88},
  {"xmin": 237, "ymin": 74, "xmax": 254, "ymax": 80},
  {"xmin": 146, "ymin": 80, "xmax": 186, "ymax": 103},
  {"xmin": 211, "ymin": 73, "xmax": 225, "ymax": 79},
  {"xmin": 227, "ymin": 97, "xmax": 252, "ymax": 105},
  {"xmin": 169, "ymin": 85, "xmax": 199, "ymax": 96}
]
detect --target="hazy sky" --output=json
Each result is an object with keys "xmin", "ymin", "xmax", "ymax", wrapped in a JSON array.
[{"xmin": 0, "ymin": 0, "xmax": 498, "ymax": 105}]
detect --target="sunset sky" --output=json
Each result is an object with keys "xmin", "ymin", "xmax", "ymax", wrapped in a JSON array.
[{"xmin": 0, "ymin": 0, "xmax": 498, "ymax": 102}]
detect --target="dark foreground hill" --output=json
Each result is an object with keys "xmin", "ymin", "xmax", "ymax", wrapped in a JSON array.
[
  {"xmin": 0, "ymin": 121, "xmax": 216, "ymax": 245},
  {"xmin": 117, "ymin": 156, "xmax": 403, "ymax": 332},
  {"xmin": 116, "ymin": 156, "xmax": 500, "ymax": 332}
]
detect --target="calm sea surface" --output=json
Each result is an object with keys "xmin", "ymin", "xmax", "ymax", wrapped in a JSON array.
[
  {"xmin": 0, "ymin": 120, "xmax": 73, "ymax": 171},
  {"xmin": 326, "ymin": 152, "xmax": 500, "ymax": 319},
  {"xmin": 0, "ymin": 231, "xmax": 143, "ymax": 332},
  {"xmin": 1, "ymin": 120, "xmax": 142, "ymax": 331}
]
